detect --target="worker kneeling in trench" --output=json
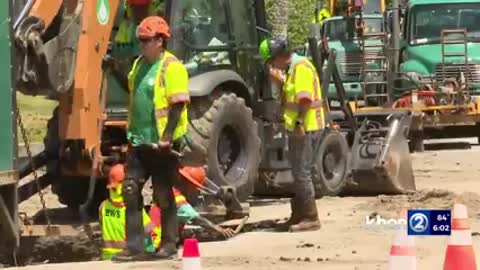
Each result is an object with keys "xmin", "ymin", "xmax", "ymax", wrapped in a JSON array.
[{"xmin": 99, "ymin": 164, "xmax": 236, "ymax": 261}]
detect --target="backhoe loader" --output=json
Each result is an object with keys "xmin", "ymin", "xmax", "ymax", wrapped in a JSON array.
[{"xmin": 0, "ymin": 0, "xmax": 416, "ymax": 256}]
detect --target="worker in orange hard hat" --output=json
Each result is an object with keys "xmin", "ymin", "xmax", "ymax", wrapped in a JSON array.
[
  {"xmin": 110, "ymin": 15, "xmax": 191, "ymax": 260},
  {"xmin": 99, "ymin": 164, "xmax": 162, "ymax": 261}
]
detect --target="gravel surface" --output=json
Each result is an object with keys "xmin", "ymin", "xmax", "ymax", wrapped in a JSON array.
[{"xmin": 4, "ymin": 139, "xmax": 480, "ymax": 269}]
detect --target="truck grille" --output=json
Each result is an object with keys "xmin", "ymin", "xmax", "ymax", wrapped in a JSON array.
[
  {"xmin": 435, "ymin": 64, "xmax": 480, "ymax": 83},
  {"xmin": 337, "ymin": 50, "xmax": 382, "ymax": 80}
]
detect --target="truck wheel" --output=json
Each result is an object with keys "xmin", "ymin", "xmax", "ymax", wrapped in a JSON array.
[
  {"xmin": 189, "ymin": 93, "xmax": 261, "ymax": 201},
  {"xmin": 313, "ymin": 129, "xmax": 349, "ymax": 197},
  {"xmin": 44, "ymin": 107, "xmax": 107, "ymax": 214}
]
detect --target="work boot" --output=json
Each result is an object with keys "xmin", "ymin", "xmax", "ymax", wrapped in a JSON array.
[
  {"xmin": 275, "ymin": 199, "xmax": 301, "ymax": 232},
  {"xmin": 155, "ymin": 242, "xmax": 178, "ymax": 259},
  {"xmin": 289, "ymin": 199, "xmax": 321, "ymax": 233},
  {"xmin": 154, "ymin": 206, "xmax": 178, "ymax": 260},
  {"xmin": 111, "ymin": 250, "xmax": 154, "ymax": 262}
]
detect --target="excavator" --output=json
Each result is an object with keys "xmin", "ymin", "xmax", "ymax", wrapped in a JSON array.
[{"xmin": 0, "ymin": 0, "xmax": 416, "ymax": 259}]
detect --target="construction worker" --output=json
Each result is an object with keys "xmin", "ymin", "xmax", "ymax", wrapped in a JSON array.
[
  {"xmin": 115, "ymin": 0, "xmax": 164, "ymax": 46},
  {"xmin": 111, "ymin": 15, "xmax": 191, "ymax": 260},
  {"xmin": 259, "ymin": 37, "xmax": 323, "ymax": 232},
  {"xmin": 311, "ymin": 7, "xmax": 332, "ymax": 25},
  {"xmin": 99, "ymin": 164, "xmax": 161, "ymax": 260}
]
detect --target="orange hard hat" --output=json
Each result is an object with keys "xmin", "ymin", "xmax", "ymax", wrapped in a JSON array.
[
  {"xmin": 107, "ymin": 164, "xmax": 125, "ymax": 189},
  {"xmin": 179, "ymin": 167, "xmax": 206, "ymax": 189},
  {"xmin": 127, "ymin": 0, "xmax": 151, "ymax": 6},
  {"xmin": 136, "ymin": 16, "xmax": 171, "ymax": 39}
]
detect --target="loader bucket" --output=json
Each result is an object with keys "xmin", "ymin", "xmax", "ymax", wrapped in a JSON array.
[{"xmin": 345, "ymin": 111, "xmax": 416, "ymax": 195}]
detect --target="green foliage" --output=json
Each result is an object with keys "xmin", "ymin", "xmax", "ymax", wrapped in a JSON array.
[
  {"xmin": 17, "ymin": 93, "xmax": 57, "ymax": 143},
  {"xmin": 265, "ymin": 0, "xmax": 394, "ymax": 47},
  {"xmin": 265, "ymin": 0, "xmax": 328, "ymax": 48}
]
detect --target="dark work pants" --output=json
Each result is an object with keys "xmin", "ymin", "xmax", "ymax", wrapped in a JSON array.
[
  {"xmin": 287, "ymin": 131, "xmax": 322, "ymax": 202},
  {"xmin": 124, "ymin": 146, "xmax": 180, "ymax": 251}
]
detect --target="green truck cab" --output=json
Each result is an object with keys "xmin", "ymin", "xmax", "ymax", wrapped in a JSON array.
[
  {"xmin": 319, "ymin": 14, "xmax": 385, "ymax": 100},
  {"xmin": 399, "ymin": 0, "xmax": 480, "ymax": 96}
]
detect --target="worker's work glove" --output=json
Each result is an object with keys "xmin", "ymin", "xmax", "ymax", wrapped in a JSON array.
[
  {"xmin": 102, "ymin": 54, "xmax": 118, "ymax": 71},
  {"xmin": 214, "ymin": 225, "xmax": 236, "ymax": 239}
]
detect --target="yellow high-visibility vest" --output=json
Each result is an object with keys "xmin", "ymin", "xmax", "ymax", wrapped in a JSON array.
[
  {"xmin": 99, "ymin": 199, "xmax": 161, "ymax": 260},
  {"xmin": 127, "ymin": 51, "xmax": 190, "ymax": 142},
  {"xmin": 283, "ymin": 56, "xmax": 325, "ymax": 132},
  {"xmin": 311, "ymin": 8, "xmax": 332, "ymax": 25}
]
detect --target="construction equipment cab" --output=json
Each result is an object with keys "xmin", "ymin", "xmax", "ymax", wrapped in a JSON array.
[
  {"xmin": 306, "ymin": 0, "xmax": 387, "ymax": 104},
  {"xmin": 398, "ymin": 0, "xmax": 480, "ymax": 97}
]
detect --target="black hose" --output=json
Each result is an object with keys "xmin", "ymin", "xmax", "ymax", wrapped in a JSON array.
[{"xmin": 79, "ymin": 70, "xmax": 109, "ymax": 218}]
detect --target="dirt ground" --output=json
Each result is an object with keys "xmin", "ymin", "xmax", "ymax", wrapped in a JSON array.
[{"xmin": 7, "ymin": 138, "xmax": 480, "ymax": 270}]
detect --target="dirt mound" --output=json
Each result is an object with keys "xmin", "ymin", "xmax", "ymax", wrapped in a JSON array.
[{"xmin": 358, "ymin": 189, "xmax": 480, "ymax": 218}]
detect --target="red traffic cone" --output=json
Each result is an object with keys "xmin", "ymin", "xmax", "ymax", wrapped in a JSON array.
[
  {"xmin": 388, "ymin": 209, "xmax": 416, "ymax": 270},
  {"xmin": 182, "ymin": 238, "xmax": 201, "ymax": 270},
  {"xmin": 444, "ymin": 199, "xmax": 477, "ymax": 270}
]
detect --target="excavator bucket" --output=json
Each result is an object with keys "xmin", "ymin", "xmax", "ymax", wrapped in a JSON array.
[{"xmin": 345, "ymin": 111, "xmax": 416, "ymax": 195}]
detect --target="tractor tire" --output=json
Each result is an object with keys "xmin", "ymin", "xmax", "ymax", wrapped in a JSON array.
[
  {"xmin": 189, "ymin": 93, "xmax": 261, "ymax": 201},
  {"xmin": 44, "ymin": 107, "xmax": 107, "ymax": 214},
  {"xmin": 313, "ymin": 129, "xmax": 349, "ymax": 197}
]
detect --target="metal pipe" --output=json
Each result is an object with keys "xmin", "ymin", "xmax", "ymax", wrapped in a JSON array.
[
  {"xmin": 254, "ymin": 0, "xmax": 268, "ymax": 39},
  {"xmin": 0, "ymin": 195, "xmax": 18, "ymax": 246},
  {"xmin": 17, "ymin": 174, "xmax": 51, "ymax": 203},
  {"xmin": 14, "ymin": 0, "xmax": 35, "ymax": 30},
  {"xmin": 377, "ymin": 114, "xmax": 401, "ymax": 165},
  {"xmin": 391, "ymin": 0, "xmax": 401, "ymax": 74}
]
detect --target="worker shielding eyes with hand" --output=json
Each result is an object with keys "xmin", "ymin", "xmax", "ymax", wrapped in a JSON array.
[{"xmin": 260, "ymin": 37, "xmax": 324, "ymax": 233}]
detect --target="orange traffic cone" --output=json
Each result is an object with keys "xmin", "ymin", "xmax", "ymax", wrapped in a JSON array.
[
  {"xmin": 388, "ymin": 209, "xmax": 416, "ymax": 270},
  {"xmin": 182, "ymin": 238, "xmax": 202, "ymax": 270},
  {"xmin": 443, "ymin": 199, "xmax": 477, "ymax": 270}
]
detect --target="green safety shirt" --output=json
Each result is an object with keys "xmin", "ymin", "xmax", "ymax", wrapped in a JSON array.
[
  {"xmin": 127, "ymin": 51, "xmax": 190, "ymax": 145},
  {"xmin": 99, "ymin": 199, "xmax": 160, "ymax": 260},
  {"xmin": 283, "ymin": 54, "xmax": 325, "ymax": 132}
]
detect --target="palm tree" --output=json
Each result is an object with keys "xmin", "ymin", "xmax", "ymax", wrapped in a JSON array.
[{"xmin": 269, "ymin": 0, "xmax": 289, "ymax": 38}]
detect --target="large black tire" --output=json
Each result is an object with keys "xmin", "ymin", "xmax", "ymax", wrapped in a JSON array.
[
  {"xmin": 313, "ymin": 129, "xmax": 349, "ymax": 197},
  {"xmin": 189, "ymin": 93, "xmax": 261, "ymax": 201},
  {"xmin": 44, "ymin": 107, "xmax": 107, "ymax": 214}
]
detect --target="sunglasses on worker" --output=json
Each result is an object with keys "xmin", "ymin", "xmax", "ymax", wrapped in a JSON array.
[
  {"xmin": 138, "ymin": 37, "xmax": 154, "ymax": 43},
  {"xmin": 138, "ymin": 34, "xmax": 163, "ymax": 44}
]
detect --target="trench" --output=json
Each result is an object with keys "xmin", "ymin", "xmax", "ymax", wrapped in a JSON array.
[{"xmin": 0, "ymin": 207, "xmax": 282, "ymax": 267}]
